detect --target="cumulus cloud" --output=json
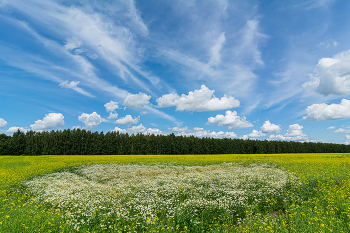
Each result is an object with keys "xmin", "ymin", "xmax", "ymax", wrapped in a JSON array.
[
  {"xmin": 260, "ymin": 120, "xmax": 281, "ymax": 134},
  {"xmin": 112, "ymin": 124, "xmax": 164, "ymax": 135},
  {"xmin": 269, "ymin": 124, "xmax": 308, "ymax": 141},
  {"xmin": 242, "ymin": 130, "xmax": 266, "ymax": 139},
  {"xmin": 303, "ymin": 99, "xmax": 350, "ymax": 121},
  {"xmin": 127, "ymin": 124, "xmax": 147, "ymax": 134},
  {"xmin": 169, "ymin": 126, "xmax": 237, "ymax": 139},
  {"xmin": 112, "ymin": 127, "xmax": 128, "ymax": 134},
  {"xmin": 30, "ymin": 113, "xmax": 65, "ymax": 131},
  {"xmin": 104, "ymin": 101, "xmax": 119, "ymax": 119},
  {"xmin": 115, "ymin": 115, "xmax": 140, "ymax": 125},
  {"xmin": 112, "ymin": 125, "xmax": 238, "ymax": 138},
  {"xmin": 303, "ymin": 50, "xmax": 350, "ymax": 96},
  {"xmin": 0, "ymin": 118, "xmax": 7, "ymax": 128},
  {"xmin": 207, "ymin": 110, "xmax": 253, "ymax": 129},
  {"xmin": 5, "ymin": 126, "xmax": 29, "ymax": 135},
  {"xmin": 344, "ymin": 135, "xmax": 350, "ymax": 145},
  {"xmin": 123, "ymin": 93, "xmax": 151, "ymax": 109},
  {"xmin": 104, "ymin": 100, "xmax": 119, "ymax": 112},
  {"xmin": 59, "ymin": 80, "xmax": 94, "ymax": 97},
  {"xmin": 327, "ymin": 126, "xmax": 336, "ymax": 130},
  {"xmin": 108, "ymin": 112, "xmax": 119, "ymax": 119},
  {"xmin": 334, "ymin": 127, "xmax": 350, "ymax": 134},
  {"xmin": 78, "ymin": 112, "xmax": 102, "ymax": 130},
  {"xmin": 157, "ymin": 85, "xmax": 240, "ymax": 112}
]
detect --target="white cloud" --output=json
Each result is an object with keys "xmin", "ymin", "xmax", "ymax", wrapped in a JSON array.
[
  {"xmin": 260, "ymin": 120, "xmax": 281, "ymax": 134},
  {"xmin": 30, "ymin": 113, "xmax": 65, "ymax": 131},
  {"xmin": 238, "ymin": 20, "xmax": 267, "ymax": 66},
  {"xmin": 269, "ymin": 124, "xmax": 308, "ymax": 141},
  {"xmin": 123, "ymin": 93, "xmax": 151, "ymax": 109},
  {"xmin": 170, "ymin": 127, "xmax": 190, "ymax": 133},
  {"xmin": 112, "ymin": 125, "xmax": 238, "ymax": 138},
  {"xmin": 144, "ymin": 105, "xmax": 182, "ymax": 126},
  {"xmin": 208, "ymin": 33, "xmax": 225, "ymax": 66},
  {"xmin": 115, "ymin": 115, "xmax": 140, "ymax": 125},
  {"xmin": 169, "ymin": 126, "xmax": 237, "ymax": 139},
  {"xmin": 126, "ymin": 0, "xmax": 149, "ymax": 36},
  {"xmin": 87, "ymin": 53, "xmax": 98, "ymax": 59},
  {"xmin": 0, "ymin": 0, "xmax": 8, "ymax": 7},
  {"xmin": 104, "ymin": 101, "xmax": 119, "ymax": 119},
  {"xmin": 207, "ymin": 110, "xmax": 253, "ymax": 129},
  {"xmin": 72, "ymin": 125, "xmax": 81, "ymax": 130},
  {"xmin": 59, "ymin": 80, "xmax": 94, "ymax": 97},
  {"xmin": 111, "ymin": 127, "xmax": 128, "ymax": 134},
  {"xmin": 334, "ymin": 127, "xmax": 350, "ymax": 134},
  {"xmin": 78, "ymin": 112, "xmax": 102, "ymax": 130},
  {"xmin": 320, "ymin": 39, "xmax": 338, "ymax": 48},
  {"xmin": 327, "ymin": 126, "xmax": 336, "ymax": 130},
  {"xmin": 59, "ymin": 80, "xmax": 80, "ymax": 89},
  {"xmin": 112, "ymin": 124, "xmax": 164, "ymax": 135},
  {"xmin": 344, "ymin": 135, "xmax": 350, "ymax": 145},
  {"xmin": 127, "ymin": 124, "xmax": 147, "ymax": 134},
  {"xmin": 64, "ymin": 37, "xmax": 82, "ymax": 50},
  {"xmin": 0, "ymin": 118, "xmax": 7, "ymax": 128},
  {"xmin": 303, "ymin": 99, "xmax": 350, "ymax": 121},
  {"xmin": 303, "ymin": 50, "xmax": 350, "ymax": 96},
  {"xmin": 104, "ymin": 100, "xmax": 119, "ymax": 112},
  {"xmin": 6, "ymin": 1, "xmax": 150, "ymax": 97},
  {"xmin": 5, "ymin": 126, "xmax": 29, "ymax": 135},
  {"xmin": 157, "ymin": 85, "xmax": 240, "ymax": 112},
  {"xmin": 108, "ymin": 112, "xmax": 119, "ymax": 119},
  {"xmin": 242, "ymin": 130, "xmax": 266, "ymax": 139}
]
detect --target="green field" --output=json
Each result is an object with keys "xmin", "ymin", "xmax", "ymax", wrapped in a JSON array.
[{"xmin": 1, "ymin": 154, "xmax": 350, "ymax": 232}]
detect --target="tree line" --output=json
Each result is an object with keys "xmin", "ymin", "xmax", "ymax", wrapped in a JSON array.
[{"xmin": 0, "ymin": 129, "xmax": 349, "ymax": 155}]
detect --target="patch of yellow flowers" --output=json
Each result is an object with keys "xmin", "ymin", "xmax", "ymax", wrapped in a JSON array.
[{"xmin": 1, "ymin": 153, "xmax": 350, "ymax": 232}]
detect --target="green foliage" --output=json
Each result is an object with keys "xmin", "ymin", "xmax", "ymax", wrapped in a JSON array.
[{"xmin": 1, "ymin": 129, "xmax": 350, "ymax": 155}]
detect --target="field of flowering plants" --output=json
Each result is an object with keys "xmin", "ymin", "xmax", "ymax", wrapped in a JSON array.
[{"xmin": 1, "ymin": 153, "xmax": 350, "ymax": 232}]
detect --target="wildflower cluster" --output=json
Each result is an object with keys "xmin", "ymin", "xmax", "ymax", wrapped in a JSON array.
[
  {"xmin": 23, "ymin": 163, "xmax": 297, "ymax": 232},
  {"xmin": 1, "ymin": 153, "xmax": 350, "ymax": 232}
]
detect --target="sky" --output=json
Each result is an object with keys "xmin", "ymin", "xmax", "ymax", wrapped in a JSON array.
[{"xmin": 1, "ymin": 0, "xmax": 350, "ymax": 144}]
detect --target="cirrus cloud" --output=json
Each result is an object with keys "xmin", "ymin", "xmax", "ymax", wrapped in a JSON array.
[{"xmin": 59, "ymin": 80, "xmax": 94, "ymax": 97}]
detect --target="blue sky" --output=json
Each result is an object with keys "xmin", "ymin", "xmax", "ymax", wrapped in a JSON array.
[{"xmin": 1, "ymin": 0, "xmax": 350, "ymax": 144}]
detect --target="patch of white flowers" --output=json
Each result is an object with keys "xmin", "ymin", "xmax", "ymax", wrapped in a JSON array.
[{"xmin": 23, "ymin": 163, "xmax": 298, "ymax": 230}]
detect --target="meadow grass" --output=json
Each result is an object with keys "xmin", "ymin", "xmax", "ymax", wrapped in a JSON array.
[{"xmin": 0, "ymin": 153, "xmax": 350, "ymax": 232}]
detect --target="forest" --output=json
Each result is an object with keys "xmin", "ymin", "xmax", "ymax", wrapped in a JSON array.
[{"xmin": 1, "ymin": 129, "xmax": 350, "ymax": 155}]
